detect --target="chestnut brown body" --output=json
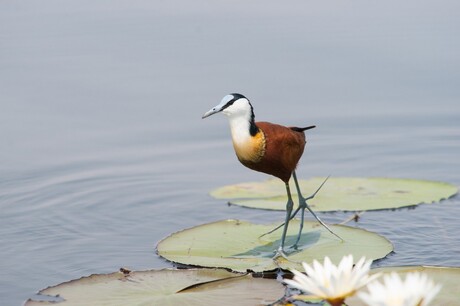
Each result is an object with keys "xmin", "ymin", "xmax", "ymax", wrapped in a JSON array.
[{"xmin": 236, "ymin": 122, "xmax": 312, "ymax": 183}]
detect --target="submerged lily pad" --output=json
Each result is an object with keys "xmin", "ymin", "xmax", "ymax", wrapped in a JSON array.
[
  {"xmin": 25, "ymin": 268, "xmax": 284, "ymax": 306},
  {"xmin": 157, "ymin": 219, "xmax": 393, "ymax": 272},
  {"xmin": 347, "ymin": 266, "xmax": 460, "ymax": 305},
  {"xmin": 210, "ymin": 177, "xmax": 458, "ymax": 211}
]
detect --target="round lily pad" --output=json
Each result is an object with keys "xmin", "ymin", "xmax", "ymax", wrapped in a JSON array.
[
  {"xmin": 347, "ymin": 266, "xmax": 460, "ymax": 305},
  {"xmin": 157, "ymin": 219, "xmax": 393, "ymax": 273},
  {"xmin": 25, "ymin": 268, "xmax": 284, "ymax": 306},
  {"xmin": 210, "ymin": 177, "xmax": 458, "ymax": 211}
]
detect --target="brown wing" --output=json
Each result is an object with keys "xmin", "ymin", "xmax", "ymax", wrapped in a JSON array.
[{"xmin": 242, "ymin": 121, "xmax": 307, "ymax": 182}]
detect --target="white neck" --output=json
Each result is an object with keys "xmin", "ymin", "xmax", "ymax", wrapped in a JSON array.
[
  {"xmin": 221, "ymin": 98, "xmax": 255, "ymax": 144},
  {"xmin": 227, "ymin": 113, "xmax": 252, "ymax": 145}
]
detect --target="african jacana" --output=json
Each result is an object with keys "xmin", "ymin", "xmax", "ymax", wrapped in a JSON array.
[{"xmin": 202, "ymin": 93, "xmax": 341, "ymax": 256}]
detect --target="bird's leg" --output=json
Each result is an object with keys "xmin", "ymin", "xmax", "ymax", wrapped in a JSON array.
[
  {"xmin": 291, "ymin": 172, "xmax": 343, "ymax": 249},
  {"xmin": 259, "ymin": 175, "xmax": 342, "ymax": 243},
  {"xmin": 259, "ymin": 206, "xmax": 300, "ymax": 238},
  {"xmin": 259, "ymin": 186, "xmax": 314, "ymax": 238},
  {"xmin": 274, "ymin": 182, "xmax": 294, "ymax": 258}
]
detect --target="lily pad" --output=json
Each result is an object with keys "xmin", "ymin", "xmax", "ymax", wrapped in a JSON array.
[
  {"xmin": 210, "ymin": 177, "xmax": 458, "ymax": 211},
  {"xmin": 157, "ymin": 219, "xmax": 393, "ymax": 272},
  {"xmin": 25, "ymin": 268, "xmax": 284, "ymax": 306},
  {"xmin": 347, "ymin": 266, "xmax": 460, "ymax": 305}
]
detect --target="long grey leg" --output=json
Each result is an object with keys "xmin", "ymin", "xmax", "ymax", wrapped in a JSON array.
[
  {"xmin": 275, "ymin": 182, "xmax": 294, "ymax": 257},
  {"xmin": 260, "ymin": 175, "xmax": 329, "ymax": 238},
  {"xmin": 291, "ymin": 172, "xmax": 343, "ymax": 249}
]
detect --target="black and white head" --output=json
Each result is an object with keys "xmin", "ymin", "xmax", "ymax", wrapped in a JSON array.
[{"xmin": 202, "ymin": 93, "xmax": 254, "ymax": 120}]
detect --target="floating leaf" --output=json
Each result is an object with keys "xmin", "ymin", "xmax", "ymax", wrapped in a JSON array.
[
  {"xmin": 347, "ymin": 266, "xmax": 460, "ymax": 306},
  {"xmin": 157, "ymin": 219, "xmax": 393, "ymax": 272},
  {"xmin": 25, "ymin": 268, "xmax": 284, "ymax": 306},
  {"xmin": 210, "ymin": 177, "xmax": 458, "ymax": 211}
]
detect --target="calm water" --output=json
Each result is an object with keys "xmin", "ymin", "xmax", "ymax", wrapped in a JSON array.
[{"xmin": 1, "ymin": 1, "xmax": 460, "ymax": 305}]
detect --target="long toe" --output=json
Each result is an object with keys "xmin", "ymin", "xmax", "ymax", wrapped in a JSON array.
[{"xmin": 273, "ymin": 247, "xmax": 289, "ymax": 260}]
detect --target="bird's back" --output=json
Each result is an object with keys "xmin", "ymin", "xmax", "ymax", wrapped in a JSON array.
[{"xmin": 238, "ymin": 121, "xmax": 312, "ymax": 182}]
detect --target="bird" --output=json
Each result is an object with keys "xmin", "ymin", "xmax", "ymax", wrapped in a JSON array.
[{"xmin": 202, "ymin": 93, "xmax": 341, "ymax": 257}]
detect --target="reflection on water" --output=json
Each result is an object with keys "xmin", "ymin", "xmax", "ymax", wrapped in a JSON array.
[{"xmin": 1, "ymin": 1, "xmax": 460, "ymax": 305}]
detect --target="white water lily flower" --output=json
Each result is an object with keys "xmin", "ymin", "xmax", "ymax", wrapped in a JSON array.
[
  {"xmin": 284, "ymin": 255, "xmax": 379, "ymax": 306},
  {"xmin": 358, "ymin": 271, "xmax": 441, "ymax": 306}
]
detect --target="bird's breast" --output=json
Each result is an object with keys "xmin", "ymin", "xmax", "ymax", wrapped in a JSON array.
[{"xmin": 232, "ymin": 130, "xmax": 266, "ymax": 163}]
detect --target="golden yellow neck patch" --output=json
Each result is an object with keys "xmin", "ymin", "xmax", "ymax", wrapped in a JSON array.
[{"xmin": 232, "ymin": 130, "xmax": 266, "ymax": 163}]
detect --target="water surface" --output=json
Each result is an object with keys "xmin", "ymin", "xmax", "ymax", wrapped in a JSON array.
[{"xmin": 1, "ymin": 1, "xmax": 459, "ymax": 305}]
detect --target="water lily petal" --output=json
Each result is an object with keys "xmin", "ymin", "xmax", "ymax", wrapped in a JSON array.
[
  {"xmin": 285, "ymin": 255, "xmax": 377, "ymax": 304},
  {"xmin": 285, "ymin": 269, "xmax": 328, "ymax": 298},
  {"xmin": 358, "ymin": 271, "xmax": 441, "ymax": 306}
]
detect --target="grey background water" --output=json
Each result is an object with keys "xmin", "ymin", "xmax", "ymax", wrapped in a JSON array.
[{"xmin": 1, "ymin": 1, "xmax": 459, "ymax": 305}]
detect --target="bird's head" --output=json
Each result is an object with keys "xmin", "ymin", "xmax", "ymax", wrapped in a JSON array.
[{"xmin": 202, "ymin": 93, "xmax": 253, "ymax": 119}]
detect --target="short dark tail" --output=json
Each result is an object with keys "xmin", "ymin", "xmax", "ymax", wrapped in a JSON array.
[{"xmin": 290, "ymin": 125, "xmax": 316, "ymax": 132}]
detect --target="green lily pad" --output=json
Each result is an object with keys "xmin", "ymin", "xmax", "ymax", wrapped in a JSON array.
[
  {"xmin": 157, "ymin": 219, "xmax": 393, "ymax": 273},
  {"xmin": 210, "ymin": 177, "xmax": 458, "ymax": 211},
  {"xmin": 347, "ymin": 266, "xmax": 460, "ymax": 305},
  {"xmin": 25, "ymin": 268, "xmax": 284, "ymax": 306}
]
